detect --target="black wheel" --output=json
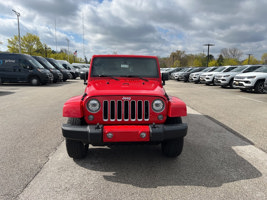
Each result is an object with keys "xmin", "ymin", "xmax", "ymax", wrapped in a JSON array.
[
  {"xmin": 229, "ymin": 79, "xmax": 234, "ymax": 88},
  {"xmin": 162, "ymin": 117, "xmax": 184, "ymax": 157},
  {"xmin": 161, "ymin": 138, "xmax": 184, "ymax": 157},
  {"xmin": 0, "ymin": 77, "xmax": 3, "ymax": 85},
  {"xmin": 71, "ymin": 73, "xmax": 76, "ymax": 79},
  {"xmin": 65, "ymin": 118, "xmax": 88, "ymax": 159},
  {"xmin": 254, "ymin": 81, "xmax": 264, "ymax": 94},
  {"xmin": 29, "ymin": 76, "xmax": 40, "ymax": 86}
]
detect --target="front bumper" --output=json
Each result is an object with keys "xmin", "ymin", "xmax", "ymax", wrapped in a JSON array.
[
  {"xmin": 214, "ymin": 78, "xmax": 229, "ymax": 86},
  {"xmin": 62, "ymin": 123, "xmax": 188, "ymax": 145},
  {"xmin": 233, "ymin": 80, "xmax": 254, "ymax": 89},
  {"xmin": 189, "ymin": 76, "xmax": 200, "ymax": 82}
]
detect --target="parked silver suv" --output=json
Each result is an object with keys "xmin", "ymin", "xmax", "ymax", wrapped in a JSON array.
[
  {"xmin": 200, "ymin": 66, "xmax": 237, "ymax": 85},
  {"xmin": 214, "ymin": 65, "xmax": 262, "ymax": 88},
  {"xmin": 189, "ymin": 67, "xmax": 217, "ymax": 83},
  {"xmin": 233, "ymin": 65, "xmax": 267, "ymax": 93}
]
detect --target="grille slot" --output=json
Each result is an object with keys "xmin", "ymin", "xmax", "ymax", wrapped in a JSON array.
[{"xmin": 103, "ymin": 100, "xmax": 149, "ymax": 121}]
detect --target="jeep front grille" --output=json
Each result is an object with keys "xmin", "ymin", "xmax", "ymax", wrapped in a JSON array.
[{"xmin": 103, "ymin": 100, "xmax": 149, "ymax": 121}]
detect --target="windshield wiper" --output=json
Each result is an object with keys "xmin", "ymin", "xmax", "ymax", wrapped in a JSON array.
[
  {"xmin": 120, "ymin": 75, "xmax": 149, "ymax": 82},
  {"xmin": 97, "ymin": 75, "xmax": 119, "ymax": 81}
]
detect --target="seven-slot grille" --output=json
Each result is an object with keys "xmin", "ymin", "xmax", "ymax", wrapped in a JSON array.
[{"xmin": 103, "ymin": 100, "xmax": 149, "ymax": 121}]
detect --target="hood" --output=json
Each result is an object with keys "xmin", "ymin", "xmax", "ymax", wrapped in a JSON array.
[
  {"xmin": 202, "ymin": 71, "xmax": 221, "ymax": 76},
  {"xmin": 235, "ymin": 72, "xmax": 267, "ymax": 77},
  {"xmin": 217, "ymin": 71, "xmax": 239, "ymax": 76},
  {"xmin": 85, "ymin": 78, "xmax": 165, "ymax": 97}
]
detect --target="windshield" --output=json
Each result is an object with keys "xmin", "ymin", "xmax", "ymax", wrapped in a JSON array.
[
  {"xmin": 50, "ymin": 60, "xmax": 65, "ymax": 69},
  {"xmin": 39, "ymin": 57, "xmax": 55, "ymax": 69},
  {"xmin": 202, "ymin": 67, "xmax": 213, "ymax": 72},
  {"xmin": 254, "ymin": 66, "xmax": 267, "ymax": 73},
  {"xmin": 213, "ymin": 67, "xmax": 226, "ymax": 72},
  {"xmin": 29, "ymin": 58, "xmax": 44, "ymax": 69},
  {"xmin": 58, "ymin": 60, "xmax": 74, "ymax": 70},
  {"xmin": 230, "ymin": 66, "xmax": 246, "ymax": 72},
  {"xmin": 91, "ymin": 57, "xmax": 159, "ymax": 78}
]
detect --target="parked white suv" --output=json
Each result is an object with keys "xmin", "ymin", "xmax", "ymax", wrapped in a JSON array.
[
  {"xmin": 189, "ymin": 67, "xmax": 217, "ymax": 83},
  {"xmin": 233, "ymin": 65, "xmax": 267, "ymax": 93},
  {"xmin": 214, "ymin": 65, "xmax": 262, "ymax": 88},
  {"xmin": 201, "ymin": 66, "xmax": 237, "ymax": 85}
]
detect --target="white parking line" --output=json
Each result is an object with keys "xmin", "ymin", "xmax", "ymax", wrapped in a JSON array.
[{"xmin": 238, "ymin": 95, "xmax": 267, "ymax": 104}]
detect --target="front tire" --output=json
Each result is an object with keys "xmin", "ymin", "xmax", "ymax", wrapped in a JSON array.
[
  {"xmin": 66, "ymin": 139, "xmax": 88, "ymax": 159},
  {"xmin": 254, "ymin": 81, "xmax": 264, "ymax": 93},
  {"xmin": 65, "ymin": 118, "xmax": 88, "ymax": 159},
  {"xmin": 29, "ymin": 76, "xmax": 40, "ymax": 86},
  {"xmin": 161, "ymin": 138, "xmax": 184, "ymax": 157},
  {"xmin": 162, "ymin": 117, "xmax": 184, "ymax": 157}
]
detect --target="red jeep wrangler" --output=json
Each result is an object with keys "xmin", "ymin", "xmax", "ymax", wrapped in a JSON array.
[{"xmin": 62, "ymin": 55, "xmax": 188, "ymax": 159}]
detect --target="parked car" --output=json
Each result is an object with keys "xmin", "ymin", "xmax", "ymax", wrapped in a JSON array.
[
  {"xmin": 173, "ymin": 67, "xmax": 192, "ymax": 81},
  {"xmin": 162, "ymin": 67, "xmax": 185, "ymax": 79},
  {"xmin": 214, "ymin": 65, "xmax": 262, "ymax": 88},
  {"xmin": 178, "ymin": 67, "xmax": 206, "ymax": 82},
  {"xmin": 62, "ymin": 55, "xmax": 188, "ymax": 159},
  {"xmin": 0, "ymin": 53, "xmax": 53, "ymax": 85},
  {"xmin": 72, "ymin": 63, "xmax": 89, "ymax": 80},
  {"xmin": 233, "ymin": 65, "xmax": 267, "ymax": 93},
  {"xmin": 33, "ymin": 56, "xmax": 63, "ymax": 83},
  {"xmin": 46, "ymin": 58, "xmax": 71, "ymax": 82},
  {"xmin": 57, "ymin": 60, "xmax": 78, "ymax": 79},
  {"xmin": 189, "ymin": 67, "xmax": 217, "ymax": 83},
  {"xmin": 169, "ymin": 68, "xmax": 185, "ymax": 79},
  {"xmin": 201, "ymin": 66, "xmax": 238, "ymax": 85}
]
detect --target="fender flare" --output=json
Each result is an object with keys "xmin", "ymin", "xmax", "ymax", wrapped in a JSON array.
[
  {"xmin": 167, "ymin": 96, "xmax": 187, "ymax": 117},
  {"xmin": 63, "ymin": 95, "xmax": 84, "ymax": 118}
]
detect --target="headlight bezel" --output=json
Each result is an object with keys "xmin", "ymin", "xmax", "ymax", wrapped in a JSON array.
[
  {"xmin": 152, "ymin": 99, "xmax": 165, "ymax": 113},
  {"xmin": 87, "ymin": 99, "xmax": 101, "ymax": 113}
]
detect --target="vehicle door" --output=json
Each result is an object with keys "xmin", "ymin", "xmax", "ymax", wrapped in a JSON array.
[
  {"xmin": 2, "ymin": 57, "xmax": 19, "ymax": 82},
  {"xmin": 18, "ymin": 59, "xmax": 34, "ymax": 81}
]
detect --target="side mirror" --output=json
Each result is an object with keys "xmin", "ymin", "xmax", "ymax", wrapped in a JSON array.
[{"xmin": 161, "ymin": 72, "xmax": 169, "ymax": 85}]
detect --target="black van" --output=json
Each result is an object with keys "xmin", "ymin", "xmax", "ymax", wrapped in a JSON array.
[
  {"xmin": 57, "ymin": 60, "xmax": 77, "ymax": 79},
  {"xmin": 45, "ymin": 58, "xmax": 71, "ymax": 82},
  {"xmin": 33, "ymin": 56, "xmax": 63, "ymax": 83},
  {"xmin": 0, "ymin": 53, "xmax": 53, "ymax": 85}
]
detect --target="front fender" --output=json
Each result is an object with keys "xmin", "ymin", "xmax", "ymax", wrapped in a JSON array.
[
  {"xmin": 63, "ymin": 95, "xmax": 84, "ymax": 118},
  {"xmin": 167, "ymin": 96, "xmax": 187, "ymax": 117}
]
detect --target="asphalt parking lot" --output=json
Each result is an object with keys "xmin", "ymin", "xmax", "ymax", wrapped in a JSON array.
[{"xmin": 0, "ymin": 80, "xmax": 267, "ymax": 200}]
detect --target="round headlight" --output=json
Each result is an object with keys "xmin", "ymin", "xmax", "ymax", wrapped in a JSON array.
[
  {"xmin": 87, "ymin": 99, "xmax": 100, "ymax": 113},
  {"xmin": 152, "ymin": 99, "xmax": 165, "ymax": 113}
]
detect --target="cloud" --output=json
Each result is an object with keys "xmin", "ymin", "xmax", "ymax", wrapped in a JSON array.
[{"xmin": 1, "ymin": 0, "xmax": 267, "ymax": 59}]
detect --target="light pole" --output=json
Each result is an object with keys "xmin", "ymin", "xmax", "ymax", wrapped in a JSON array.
[
  {"xmin": 204, "ymin": 44, "xmax": 215, "ymax": 67},
  {"xmin": 66, "ymin": 38, "xmax": 69, "ymax": 62},
  {"xmin": 247, "ymin": 53, "xmax": 253, "ymax": 65},
  {"xmin": 12, "ymin": 9, "xmax": 21, "ymax": 53}
]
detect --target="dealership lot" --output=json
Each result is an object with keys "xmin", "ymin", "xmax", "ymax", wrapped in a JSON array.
[{"xmin": 0, "ymin": 80, "xmax": 267, "ymax": 200}]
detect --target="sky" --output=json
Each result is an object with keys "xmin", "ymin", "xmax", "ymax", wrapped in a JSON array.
[{"xmin": 0, "ymin": 0, "xmax": 267, "ymax": 60}]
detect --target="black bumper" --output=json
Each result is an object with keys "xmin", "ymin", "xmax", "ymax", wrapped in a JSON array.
[{"xmin": 62, "ymin": 123, "xmax": 188, "ymax": 145}]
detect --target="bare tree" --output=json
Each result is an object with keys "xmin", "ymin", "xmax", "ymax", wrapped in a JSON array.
[{"xmin": 221, "ymin": 48, "xmax": 243, "ymax": 60}]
